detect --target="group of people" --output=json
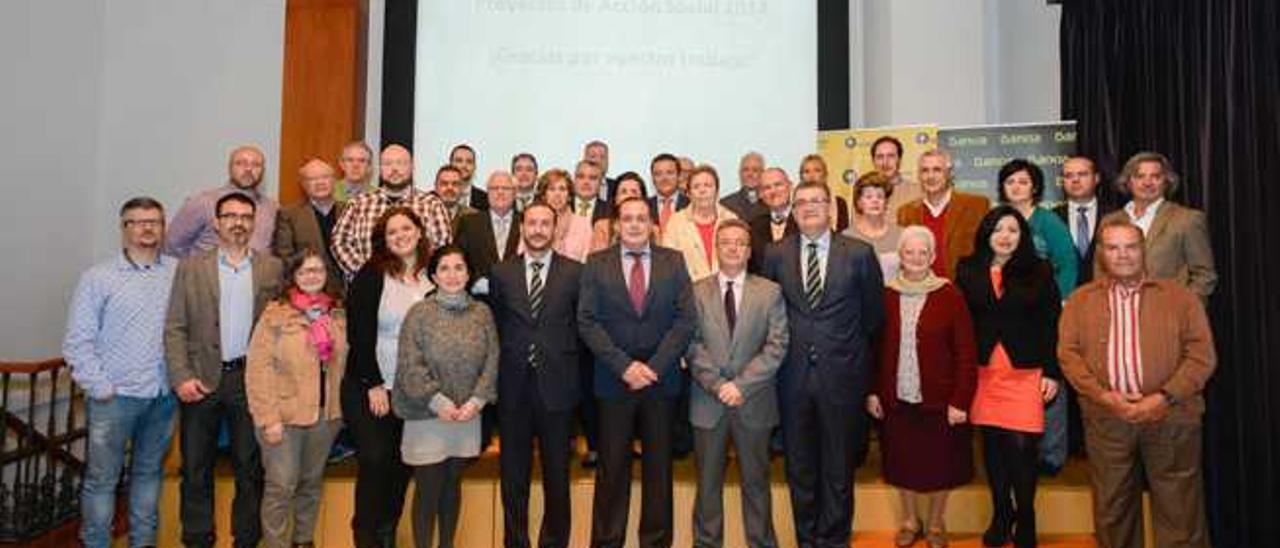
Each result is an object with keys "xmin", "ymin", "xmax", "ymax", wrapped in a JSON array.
[{"xmin": 62, "ymin": 135, "xmax": 1218, "ymax": 548}]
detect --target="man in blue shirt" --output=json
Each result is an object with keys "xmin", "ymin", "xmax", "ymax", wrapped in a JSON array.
[{"xmin": 64, "ymin": 197, "xmax": 177, "ymax": 548}]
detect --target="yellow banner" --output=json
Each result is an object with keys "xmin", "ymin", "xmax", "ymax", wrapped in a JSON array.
[{"xmin": 815, "ymin": 125, "xmax": 939, "ymax": 206}]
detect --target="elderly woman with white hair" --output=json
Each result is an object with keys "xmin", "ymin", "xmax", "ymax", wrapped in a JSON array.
[{"xmin": 866, "ymin": 226, "xmax": 979, "ymax": 548}]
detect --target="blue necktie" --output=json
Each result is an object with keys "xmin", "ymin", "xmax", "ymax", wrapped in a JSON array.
[{"xmin": 1075, "ymin": 206, "xmax": 1091, "ymax": 258}]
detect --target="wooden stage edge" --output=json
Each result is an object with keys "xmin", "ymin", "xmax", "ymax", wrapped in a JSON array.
[{"xmin": 134, "ymin": 446, "xmax": 1143, "ymax": 547}]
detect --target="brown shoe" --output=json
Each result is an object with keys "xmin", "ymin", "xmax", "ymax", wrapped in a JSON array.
[
  {"xmin": 894, "ymin": 519, "xmax": 923, "ymax": 547},
  {"xmin": 925, "ymin": 525, "xmax": 948, "ymax": 548}
]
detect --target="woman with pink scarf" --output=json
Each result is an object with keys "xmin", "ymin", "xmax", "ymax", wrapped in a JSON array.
[{"xmin": 246, "ymin": 248, "xmax": 348, "ymax": 548}]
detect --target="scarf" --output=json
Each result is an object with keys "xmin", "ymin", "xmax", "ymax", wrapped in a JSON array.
[
  {"xmin": 886, "ymin": 269, "xmax": 949, "ymax": 296},
  {"xmin": 288, "ymin": 288, "xmax": 336, "ymax": 362},
  {"xmin": 434, "ymin": 289, "xmax": 471, "ymax": 312}
]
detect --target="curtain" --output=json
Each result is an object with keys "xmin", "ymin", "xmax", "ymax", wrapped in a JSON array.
[{"xmin": 1060, "ymin": 1, "xmax": 1280, "ymax": 546}]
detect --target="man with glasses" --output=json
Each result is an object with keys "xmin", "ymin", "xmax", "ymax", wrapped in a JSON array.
[
  {"xmin": 166, "ymin": 145, "xmax": 279, "ymax": 258},
  {"xmin": 763, "ymin": 181, "xmax": 884, "ymax": 548},
  {"xmin": 165, "ymin": 192, "xmax": 283, "ymax": 548},
  {"xmin": 64, "ymin": 197, "xmax": 177, "ymax": 548}
]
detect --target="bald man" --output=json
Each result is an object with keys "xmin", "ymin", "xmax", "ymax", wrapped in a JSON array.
[
  {"xmin": 273, "ymin": 159, "xmax": 346, "ymax": 296},
  {"xmin": 166, "ymin": 145, "xmax": 280, "ymax": 257},
  {"xmin": 720, "ymin": 151, "xmax": 769, "ymax": 221},
  {"xmin": 330, "ymin": 144, "xmax": 453, "ymax": 277}
]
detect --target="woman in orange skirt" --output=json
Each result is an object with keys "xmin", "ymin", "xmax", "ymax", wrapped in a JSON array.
[{"xmin": 955, "ymin": 206, "xmax": 1062, "ymax": 548}]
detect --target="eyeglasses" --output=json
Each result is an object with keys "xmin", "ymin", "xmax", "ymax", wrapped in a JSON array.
[
  {"xmin": 123, "ymin": 219, "xmax": 163, "ymax": 228},
  {"xmin": 793, "ymin": 198, "xmax": 830, "ymax": 209},
  {"xmin": 217, "ymin": 213, "xmax": 255, "ymax": 222},
  {"xmin": 716, "ymin": 239, "xmax": 750, "ymax": 248}
]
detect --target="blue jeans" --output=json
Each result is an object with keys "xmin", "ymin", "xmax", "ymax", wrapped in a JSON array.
[{"xmin": 80, "ymin": 393, "xmax": 176, "ymax": 548}]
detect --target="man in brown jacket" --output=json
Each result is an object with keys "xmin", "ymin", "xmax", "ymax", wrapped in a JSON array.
[
  {"xmin": 1059, "ymin": 217, "xmax": 1216, "ymax": 548},
  {"xmin": 897, "ymin": 148, "xmax": 990, "ymax": 279},
  {"xmin": 166, "ymin": 192, "xmax": 283, "ymax": 548}
]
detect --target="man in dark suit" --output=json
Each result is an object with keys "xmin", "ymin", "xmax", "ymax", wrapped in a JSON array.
[
  {"xmin": 450, "ymin": 143, "xmax": 489, "ymax": 211},
  {"xmin": 748, "ymin": 167, "xmax": 798, "ymax": 274},
  {"xmin": 273, "ymin": 158, "xmax": 345, "ymax": 296},
  {"xmin": 763, "ymin": 181, "xmax": 884, "ymax": 548},
  {"xmin": 720, "ymin": 151, "xmax": 769, "ymax": 222},
  {"xmin": 648, "ymin": 153, "xmax": 690, "ymax": 235},
  {"xmin": 165, "ymin": 192, "xmax": 283, "ymax": 548},
  {"xmin": 578, "ymin": 196, "xmax": 696, "ymax": 548},
  {"xmin": 584, "ymin": 140, "xmax": 620, "ymax": 202},
  {"xmin": 490, "ymin": 201, "xmax": 583, "ymax": 548},
  {"xmin": 454, "ymin": 170, "xmax": 521, "ymax": 297},
  {"xmin": 687, "ymin": 218, "xmax": 788, "ymax": 548},
  {"xmin": 1054, "ymin": 155, "xmax": 1116, "ymax": 287},
  {"xmin": 572, "ymin": 159, "xmax": 613, "ymax": 223}
]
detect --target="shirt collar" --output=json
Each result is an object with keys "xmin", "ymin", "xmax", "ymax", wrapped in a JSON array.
[
  {"xmin": 801, "ymin": 230, "xmax": 831, "ymax": 250},
  {"xmin": 118, "ymin": 249, "xmax": 167, "ymax": 271},
  {"xmin": 223, "ymin": 183, "xmax": 260, "ymax": 201},
  {"xmin": 771, "ymin": 205, "xmax": 792, "ymax": 222},
  {"xmin": 718, "ymin": 270, "xmax": 746, "ymax": 289},
  {"xmin": 217, "ymin": 248, "xmax": 251, "ymax": 272},
  {"xmin": 525, "ymin": 250, "xmax": 552, "ymax": 269},
  {"xmin": 1068, "ymin": 196, "xmax": 1098, "ymax": 211},
  {"xmin": 491, "ymin": 208, "xmax": 513, "ymax": 223},
  {"xmin": 924, "ymin": 190, "xmax": 953, "ymax": 217},
  {"xmin": 1124, "ymin": 197, "xmax": 1165, "ymax": 219},
  {"xmin": 622, "ymin": 244, "xmax": 652, "ymax": 258}
]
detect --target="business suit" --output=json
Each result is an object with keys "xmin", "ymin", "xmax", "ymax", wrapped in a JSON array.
[
  {"xmin": 720, "ymin": 188, "xmax": 768, "ymax": 222},
  {"xmin": 490, "ymin": 252, "xmax": 582, "ymax": 548},
  {"xmin": 660, "ymin": 207, "xmax": 740, "ymax": 282},
  {"xmin": 648, "ymin": 193, "xmax": 691, "ymax": 229},
  {"xmin": 272, "ymin": 201, "xmax": 345, "ymax": 296},
  {"xmin": 1097, "ymin": 201, "xmax": 1217, "ymax": 302},
  {"xmin": 1053, "ymin": 200, "xmax": 1115, "ymax": 287},
  {"xmin": 164, "ymin": 249, "xmax": 282, "ymax": 548},
  {"xmin": 748, "ymin": 211, "xmax": 799, "ymax": 275},
  {"xmin": 687, "ymin": 273, "xmax": 789, "ymax": 548},
  {"xmin": 897, "ymin": 191, "xmax": 991, "ymax": 279},
  {"xmin": 762, "ymin": 232, "xmax": 884, "ymax": 548},
  {"xmin": 578, "ymin": 244, "xmax": 696, "ymax": 548},
  {"xmin": 453, "ymin": 209, "xmax": 521, "ymax": 293}
]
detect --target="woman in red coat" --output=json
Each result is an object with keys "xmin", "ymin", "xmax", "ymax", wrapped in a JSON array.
[{"xmin": 867, "ymin": 225, "xmax": 978, "ymax": 548}]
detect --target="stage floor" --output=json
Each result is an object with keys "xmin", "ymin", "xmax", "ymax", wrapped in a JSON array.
[{"xmin": 132, "ymin": 440, "xmax": 1117, "ymax": 547}]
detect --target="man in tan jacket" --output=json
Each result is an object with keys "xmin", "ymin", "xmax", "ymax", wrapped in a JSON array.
[{"xmin": 1059, "ymin": 217, "xmax": 1216, "ymax": 548}]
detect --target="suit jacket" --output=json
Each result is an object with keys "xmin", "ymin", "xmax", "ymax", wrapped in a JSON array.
[
  {"xmin": 453, "ymin": 209, "xmax": 521, "ymax": 291},
  {"xmin": 762, "ymin": 233, "xmax": 884, "ymax": 406},
  {"xmin": 873, "ymin": 284, "xmax": 977, "ymax": 412},
  {"xmin": 897, "ymin": 191, "xmax": 991, "ymax": 279},
  {"xmin": 489, "ymin": 252, "xmax": 583, "ymax": 413},
  {"xmin": 165, "ymin": 249, "xmax": 283, "ymax": 388},
  {"xmin": 686, "ymin": 274, "xmax": 788, "ymax": 429},
  {"xmin": 1097, "ymin": 202, "xmax": 1217, "ymax": 301},
  {"xmin": 719, "ymin": 188, "xmax": 767, "ymax": 222},
  {"xmin": 574, "ymin": 196, "xmax": 613, "ymax": 224},
  {"xmin": 468, "ymin": 186, "xmax": 490, "ymax": 211},
  {"xmin": 659, "ymin": 206, "xmax": 739, "ymax": 282},
  {"xmin": 648, "ymin": 193, "xmax": 691, "ymax": 226},
  {"xmin": 955, "ymin": 257, "xmax": 1061, "ymax": 377},
  {"xmin": 273, "ymin": 201, "xmax": 346, "ymax": 296},
  {"xmin": 747, "ymin": 211, "xmax": 799, "ymax": 275},
  {"xmin": 577, "ymin": 245, "xmax": 697, "ymax": 399},
  {"xmin": 1052, "ymin": 201, "xmax": 1116, "ymax": 287}
]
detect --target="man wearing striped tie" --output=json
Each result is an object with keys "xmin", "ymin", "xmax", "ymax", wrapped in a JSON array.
[
  {"xmin": 1058, "ymin": 217, "xmax": 1216, "ymax": 548},
  {"xmin": 762, "ymin": 181, "xmax": 885, "ymax": 548},
  {"xmin": 489, "ymin": 201, "xmax": 584, "ymax": 548}
]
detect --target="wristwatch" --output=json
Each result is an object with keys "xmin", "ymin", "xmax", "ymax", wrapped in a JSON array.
[{"xmin": 1159, "ymin": 388, "xmax": 1180, "ymax": 406}]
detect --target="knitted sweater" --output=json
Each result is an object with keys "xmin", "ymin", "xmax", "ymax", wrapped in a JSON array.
[{"xmin": 391, "ymin": 293, "xmax": 499, "ymax": 420}]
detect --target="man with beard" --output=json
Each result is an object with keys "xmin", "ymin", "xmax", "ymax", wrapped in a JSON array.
[
  {"xmin": 165, "ymin": 192, "xmax": 283, "ymax": 547},
  {"xmin": 166, "ymin": 145, "xmax": 279, "ymax": 257},
  {"xmin": 330, "ymin": 144, "xmax": 452, "ymax": 277},
  {"xmin": 449, "ymin": 143, "xmax": 489, "ymax": 211},
  {"xmin": 490, "ymin": 201, "xmax": 584, "ymax": 548}
]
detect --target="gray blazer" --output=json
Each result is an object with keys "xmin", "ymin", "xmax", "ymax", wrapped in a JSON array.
[
  {"xmin": 686, "ymin": 273, "xmax": 789, "ymax": 429},
  {"xmin": 165, "ymin": 249, "xmax": 283, "ymax": 388},
  {"xmin": 1098, "ymin": 202, "xmax": 1217, "ymax": 302}
]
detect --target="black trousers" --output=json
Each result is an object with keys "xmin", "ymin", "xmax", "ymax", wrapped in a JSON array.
[
  {"xmin": 779, "ymin": 370, "xmax": 864, "ymax": 548},
  {"xmin": 178, "ymin": 368, "xmax": 262, "ymax": 548},
  {"xmin": 411, "ymin": 457, "xmax": 467, "ymax": 548},
  {"xmin": 499, "ymin": 380, "xmax": 573, "ymax": 548},
  {"xmin": 342, "ymin": 379, "xmax": 413, "ymax": 548},
  {"xmin": 576, "ymin": 345, "xmax": 599, "ymax": 452},
  {"xmin": 981, "ymin": 426, "xmax": 1041, "ymax": 547},
  {"xmin": 591, "ymin": 392, "xmax": 674, "ymax": 548}
]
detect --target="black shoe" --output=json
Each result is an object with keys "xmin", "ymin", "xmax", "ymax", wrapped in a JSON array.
[
  {"xmin": 581, "ymin": 450, "xmax": 599, "ymax": 468},
  {"xmin": 982, "ymin": 519, "xmax": 1012, "ymax": 547}
]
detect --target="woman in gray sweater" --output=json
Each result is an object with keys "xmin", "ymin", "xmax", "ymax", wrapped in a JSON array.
[{"xmin": 392, "ymin": 244, "xmax": 499, "ymax": 548}]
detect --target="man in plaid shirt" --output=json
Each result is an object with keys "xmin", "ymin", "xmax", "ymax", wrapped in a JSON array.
[{"xmin": 331, "ymin": 144, "xmax": 452, "ymax": 277}]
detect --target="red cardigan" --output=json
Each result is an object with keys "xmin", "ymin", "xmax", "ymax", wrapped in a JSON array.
[{"xmin": 874, "ymin": 283, "xmax": 978, "ymax": 411}]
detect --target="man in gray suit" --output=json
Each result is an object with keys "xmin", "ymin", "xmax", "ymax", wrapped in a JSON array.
[
  {"xmin": 687, "ymin": 218, "xmax": 788, "ymax": 548},
  {"xmin": 165, "ymin": 192, "xmax": 282, "ymax": 548}
]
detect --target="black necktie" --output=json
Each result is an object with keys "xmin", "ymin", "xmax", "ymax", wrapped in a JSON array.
[
  {"xmin": 528, "ymin": 261, "xmax": 545, "ymax": 368},
  {"xmin": 724, "ymin": 280, "xmax": 737, "ymax": 335}
]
